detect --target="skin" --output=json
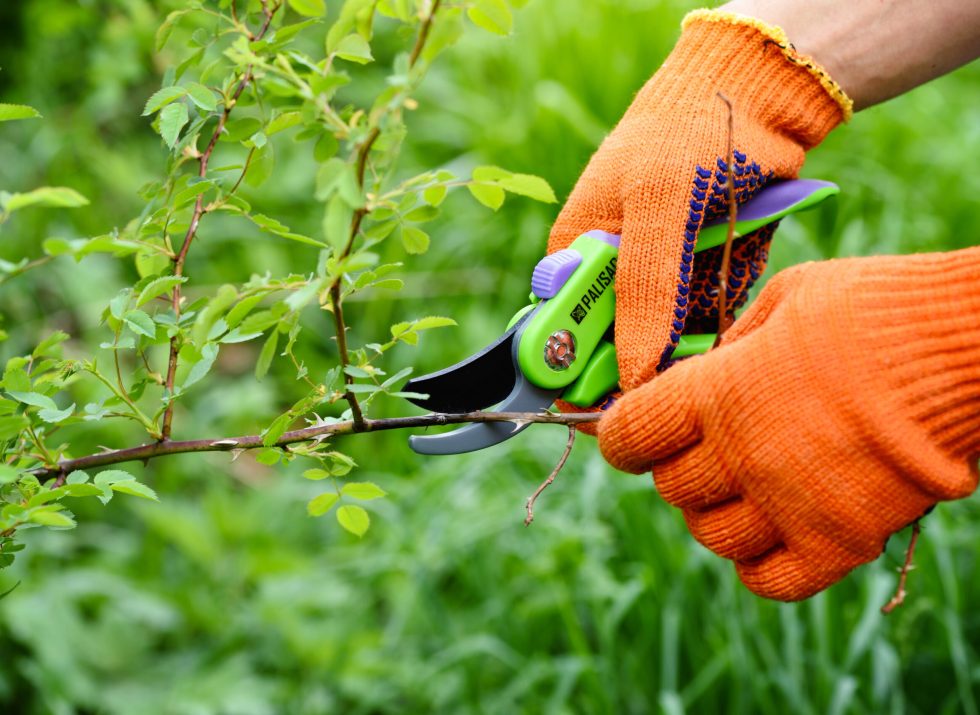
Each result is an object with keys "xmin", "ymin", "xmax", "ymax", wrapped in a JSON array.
[{"xmin": 720, "ymin": 0, "xmax": 980, "ymax": 110}]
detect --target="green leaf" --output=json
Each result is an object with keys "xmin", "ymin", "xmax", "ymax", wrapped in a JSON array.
[
  {"xmin": 255, "ymin": 330, "xmax": 278, "ymax": 380},
  {"xmin": 307, "ymin": 492, "xmax": 339, "ymax": 516},
  {"xmin": 159, "ymin": 102, "xmax": 189, "ymax": 149},
  {"xmin": 155, "ymin": 9, "xmax": 190, "ymax": 50},
  {"xmin": 136, "ymin": 275, "xmax": 186, "ymax": 307},
  {"xmin": 467, "ymin": 183, "xmax": 505, "ymax": 210},
  {"xmin": 423, "ymin": 185, "xmax": 447, "ymax": 206},
  {"xmin": 288, "ymin": 0, "xmax": 326, "ymax": 17},
  {"xmin": 142, "ymin": 86, "xmax": 187, "ymax": 115},
  {"xmin": 341, "ymin": 482, "xmax": 387, "ymax": 501},
  {"xmin": 123, "ymin": 310, "xmax": 156, "ymax": 338},
  {"xmin": 336, "ymin": 504, "xmax": 370, "ymax": 536},
  {"xmin": 65, "ymin": 470, "xmax": 90, "ymax": 484},
  {"xmin": 0, "ymin": 415, "xmax": 28, "ymax": 441},
  {"xmin": 33, "ymin": 331, "xmax": 70, "ymax": 358},
  {"xmin": 7, "ymin": 392, "xmax": 57, "ymax": 410},
  {"xmin": 29, "ymin": 510, "xmax": 75, "ymax": 528},
  {"xmin": 255, "ymin": 448, "xmax": 281, "ymax": 465},
  {"xmin": 467, "ymin": 0, "xmax": 513, "ymax": 35},
  {"xmin": 335, "ymin": 34, "xmax": 373, "ymax": 64},
  {"xmin": 38, "ymin": 403, "xmax": 74, "ymax": 424},
  {"xmin": 412, "ymin": 316, "xmax": 457, "ymax": 331},
  {"xmin": 3, "ymin": 187, "xmax": 89, "ymax": 213},
  {"xmin": 400, "ymin": 226, "xmax": 430, "ymax": 255},
  {"xmin": 92, "ymin": 469, "xmax": 134, "ymax": 504},
  {"xmin": 110, "ymin": 480, "xmax": 158, "ymax": 501},
  {"xmin": 302, "ymin": 468, "xmax": 330, "ymax": 481},
  {"xmin": 0, "ymin": 104, "xmax": 41, "ymax": 122},
  {"xmin": 267, "ymin": 111, "xmax": 303, "ymax": 135},
  {"xmin": 0, "ymin": 465, "xmax": 20, "ymax": 485},
  {"xmin": 182, "ymin": 343, "xmax": 219, "ymax": 390},
  {"xmin": 497, "ymin": 173, "xmax": 557, "ymax": 203},
  {"xmin": 186, "ymin": 82, "xmax": 217, "ymax": 112}
]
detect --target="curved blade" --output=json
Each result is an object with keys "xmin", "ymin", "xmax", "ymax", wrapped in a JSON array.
[
  {"xmin": 408, "ymin": 370, "xmax": 560, "ymax": 455},
  {"xmin": 403, "ymin": 311, "xmax": 534, "ymax": 413}
]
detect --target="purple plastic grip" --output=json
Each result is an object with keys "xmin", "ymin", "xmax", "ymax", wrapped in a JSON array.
[
  {"xmin": 531, "ymin": 249, "xmax": 582, "ymax": 299},
  {"xmin": 582, "ymin": 229, "xmax": 621, "ymax": 248}
]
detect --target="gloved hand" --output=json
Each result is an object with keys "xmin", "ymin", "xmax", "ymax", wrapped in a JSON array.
[
  {"xmin": 598, "ymin": 248, "xmax": 980, "ymax": 601},
  {"xmin": 549, "ymin": 9, "xmax": 852, "ymax": 394}
]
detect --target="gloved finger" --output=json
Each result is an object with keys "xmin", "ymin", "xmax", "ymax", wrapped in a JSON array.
[
  {"xmin": 614, "ymin": 173, "xmax": 697, "ymax": 389},
  {"xmin": 735, "ymin": 542, "xmax": 855, "ymax": 601},
  {"xmin": 721, "ymin": 261, "xmax": 807, "ymax": 343},
  {"xmin": 553, "ymin": 391, "xmax": 621, "ymax": 438},
  {"xmin": 683, "ymin": 497, "xmax": 781, "ymax": 560},
  {"xmin": 652, "ymin": 442, "xmax": 733, "ymax": 509},
  {"xmin": 597, "ymin": 363, "xmax": 702, "ymax": 474},
  {"xmin": 547, "ymin": 150, "xmax": 624, "ymax": 254}
]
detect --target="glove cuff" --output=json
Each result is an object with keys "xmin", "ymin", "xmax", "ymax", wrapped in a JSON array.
[{"xmin": 678, "ymin": 9, "xmax": 853, "ymax": 147}]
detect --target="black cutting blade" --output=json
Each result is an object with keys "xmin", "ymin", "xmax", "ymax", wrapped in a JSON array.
[{"xmin": 403, "ymin": 312, "xmax": 533, "ymax": 413}]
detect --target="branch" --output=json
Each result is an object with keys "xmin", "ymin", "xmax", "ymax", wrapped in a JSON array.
[
  {"xmin": 327, "ymin": 0, "xmax": 443, "ymax": 430},
  {"xmin": 30, "ymin": 410, "xmax": 601, "ymax": 480},
  {"xmin": 881, "ymin": 519, "xmax": 922, "ymax": 614},
  {"xmin": 714, "ymin": 92, "xmax": 737, "ymax": 348},
  {"xmin": 524, "ymin": 424, "xmax": 575, "ymax": 526},
  {"xmin": 160, "ymin": 2, "xmax": 281, "ymax": 441}
]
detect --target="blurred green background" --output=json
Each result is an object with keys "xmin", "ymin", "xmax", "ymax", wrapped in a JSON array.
[{"xmin": 2, "ymin": 1, "xmax": 980, "ymax": 713}]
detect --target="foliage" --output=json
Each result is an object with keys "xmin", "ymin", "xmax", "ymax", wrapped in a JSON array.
[
  {"xmin": 0, "ymin": 0, "xmax": 979, "ymax": 713},
  {"xmin": 0, "ymin": 0, "xmax": 555, "ymax": 566}
]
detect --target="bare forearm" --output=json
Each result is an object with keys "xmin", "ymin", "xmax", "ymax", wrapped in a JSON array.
[{"xmin": 720, "ymin": 0, "xmax": 980, "ymax": 110}]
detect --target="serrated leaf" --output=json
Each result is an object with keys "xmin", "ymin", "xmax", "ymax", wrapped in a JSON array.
[
  {"xmin": 38, "ymin": 403, "xmax": 74, "ymax": 424},
  {"xmin": 136, "ymin": 275, "xmax": 186, "ymax": 307},
  {"xmin": 400, "ymin": 226, "xmax": 430, "ymax": 255},
  {"xmin": 498, "ymin": 173, "xmax": 557, "ymax": 203},
  {"xmin": 467, "ymin": 183, "xmax": 505, "ymax": 210},
  {"xmin": 0, "ymin": 104, "xmax": 41, "ymax": 122},
  {"xmin": 0, "ymin": 465, "xmax": 19, "ymax": 485},
  {"xmin": 467, "ymin": 0, "xmax": 512, "ymax": 35},
  {"xmin": 29, "ymin": 510, "xmax": 75, "ymax": 528},
  {"xmin": 110, "ymin": 480, "xmax": 158, "ymax": 501},
  {"xmin": 336, "ymin": 504, "xmax": 370, "ymax": 536},
  {"xmin": 33, "ymin": 331, "xmax": 70, "ymax": 358},
  {"xmin": 142, "ymin": 86, "xmax": 187, "ymax": 115},
  {"xmin": 255, "ymin": 448, "xmax": 280, "ymax": 465},
  {"xmin": 255, "ymin": 330, "xmax": 278, "ymax": 380},
  {"xmin": 182, "ymin": 343, "xmax": 218, "ymax": 390},
  {"xmin": 412, "ymin": 316, "xmax": 457, "ymax": 331},
  {"xmin": 159, "ymin": 102, "xmax": 189, "ymax": 148},
  {"xmin": 307, "ymin": 492, "xmax": 339, "ymax": 516},
  {"xmin": 123, "ymin": 310, "xmax": 156, "ymax": 338},
  {"xmin": 341, "ymin": 482, "xmax": 386, "ymax": 501},
  {"xmin": 335, "ymin": 34, "xmax": 373, "ymax": 64},
  {"xmin": 7, "ymin": 392, "xmax": 57, "ymax": 410},
  {"xmin": 267, "ymin": 111, "xmax": 303, "ymax": 135},
  {"xmin": 66, "ymin": 470, "xmax": 90, "ymax": 484},
  {"xmin": 288, "ymin": 0, "xmax": 326, "ymax": 17},
  {"xmin": 156, "ymin": 9, "xmax": 190, "ymax": 50},
  {"xmin": 186, "ymin": 82, "xmax": 217, "ymax": 111},
  {"xmin": 423, "ymin": 185, "xmax": 447, "ymax": 206},
  {"xmin": 302, "ymin": 468, "xmax": 330, "ymax": 481},
  {"xmin": 3, "ymin": 187, "xmax": 89, "ymax": 213},
  {"xmin": 63, "ymin": 483, "xmax": 104, "ymax": 498}
]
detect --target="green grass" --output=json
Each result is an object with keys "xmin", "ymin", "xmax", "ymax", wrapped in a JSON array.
[{"xmin": 1, "ymin": 0, "xmax": 980, "ymax": 713}]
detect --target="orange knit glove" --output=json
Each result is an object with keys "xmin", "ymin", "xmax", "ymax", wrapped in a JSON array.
[
  {"xmin": 598, "ymin": 247, "xmax": 980, "ymax": 601},
  {"xmin": 549, "ymin": 10, "xmax": 852, "ymax": 394}
]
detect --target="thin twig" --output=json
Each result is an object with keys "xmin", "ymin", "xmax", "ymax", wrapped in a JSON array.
[
  {"xmin": 524, "ymin": 424, "xmax": 576, "ymax": 527},
  {"xmin": 881, "ymin": 520, "xmax": 922, "ymax": 614},
  {"xmin": 160, "ymin": 2, "xmax": 280, "ymax": 440},
  {"xmin": 713, "ymin": 92, "xmax": 737, "ymax": 348},
  {"xmin": 29, "ymin": 410, "xmax": 600, "ymax": 480},
  {"xmin": 327, "ymin": 0, "xmax": 443, "ymax": 431}
]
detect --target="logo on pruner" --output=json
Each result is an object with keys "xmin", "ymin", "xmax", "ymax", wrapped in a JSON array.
[{"xmin": 569, "ymin": 257, "xmax": 617, "ymax": 325}]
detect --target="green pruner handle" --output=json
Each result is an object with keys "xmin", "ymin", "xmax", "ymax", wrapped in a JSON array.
[{"xmin": 518, "ymin": 179, "xmax": 840, "ymax": 407}]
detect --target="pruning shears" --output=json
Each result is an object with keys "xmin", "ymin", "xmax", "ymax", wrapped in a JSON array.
[{"xmin": 403, "ymin": 179, "xmax": 839, "ymax": 455}]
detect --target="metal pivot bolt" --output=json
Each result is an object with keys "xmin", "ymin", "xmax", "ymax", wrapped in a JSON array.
[{"xmin": 544, "ymin": 330, "xmax": 576, "ymax": 370}]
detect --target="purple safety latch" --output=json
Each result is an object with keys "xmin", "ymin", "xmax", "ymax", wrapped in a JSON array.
[{"xmin": 531, "ymin": 231, "xmax": 621, "ymax": 299}]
